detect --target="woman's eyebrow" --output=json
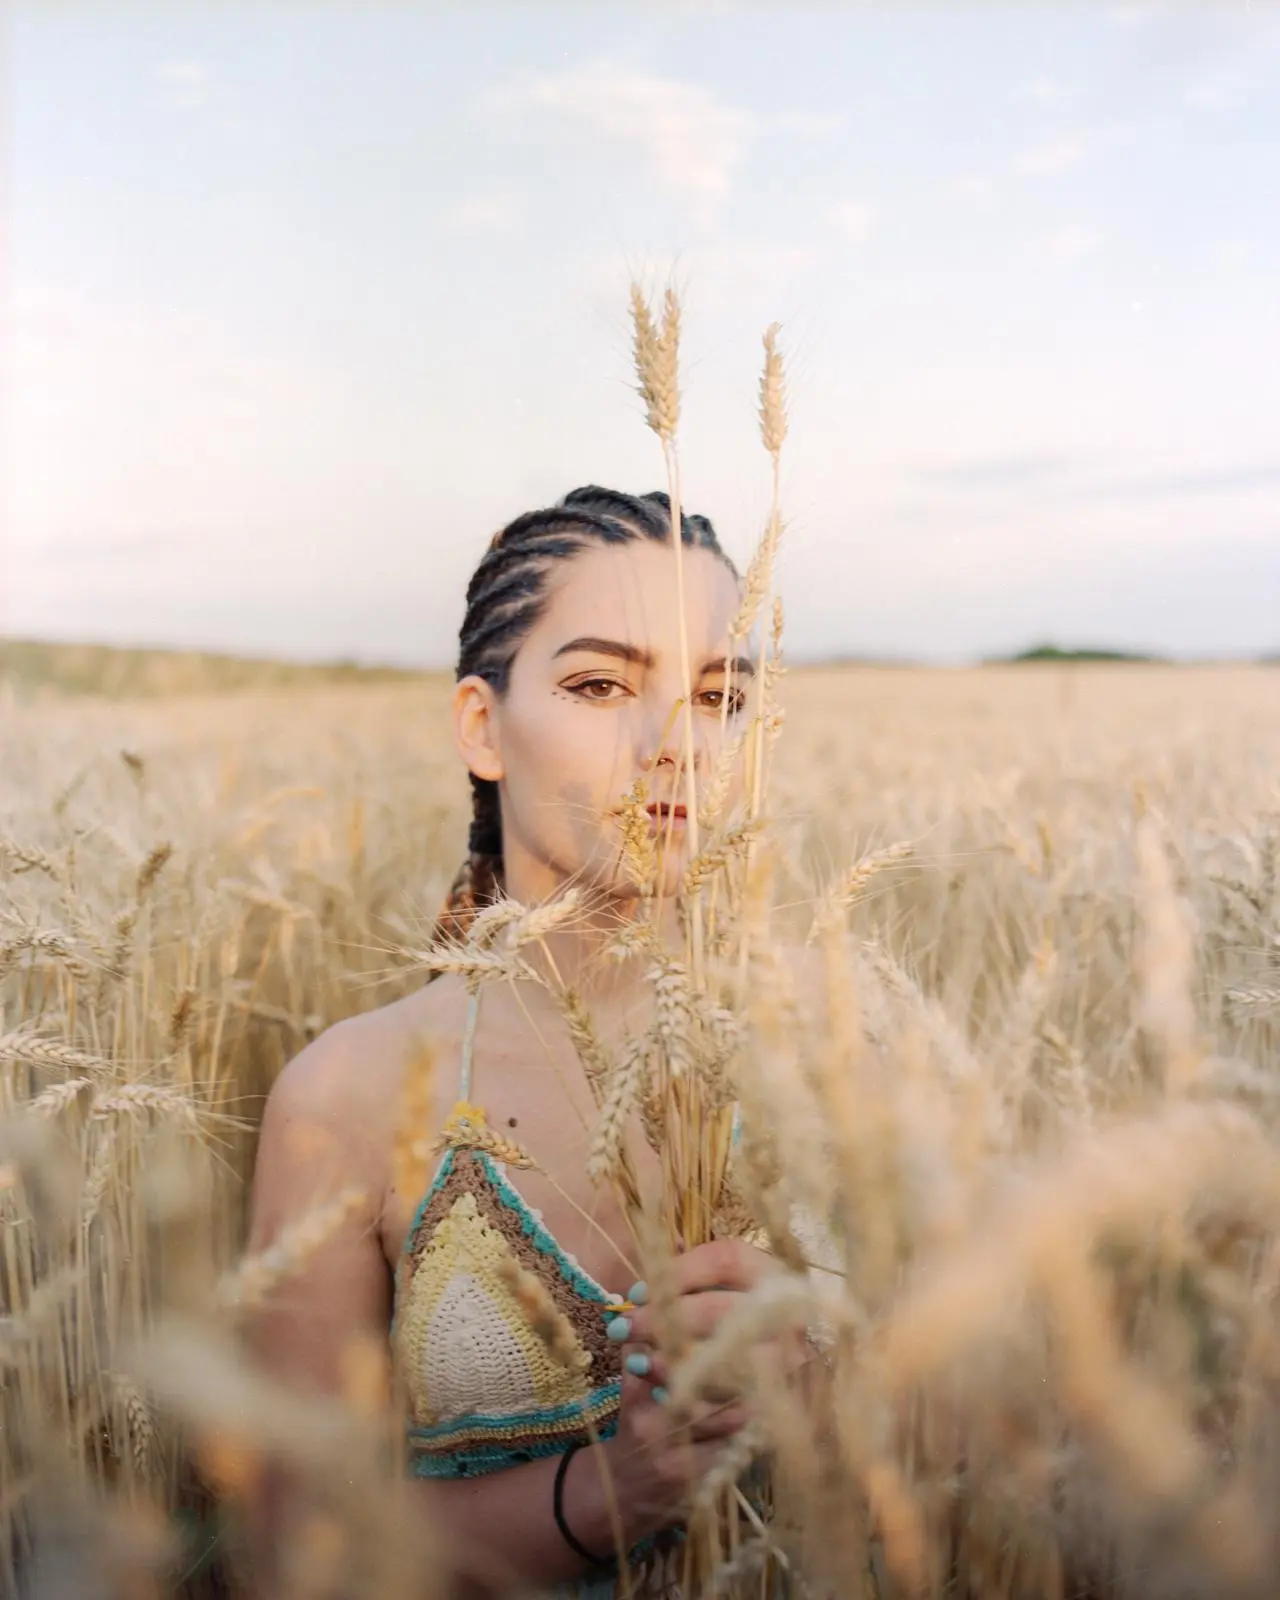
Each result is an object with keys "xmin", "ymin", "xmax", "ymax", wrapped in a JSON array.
[
  {"xmin": 552, "ymin": 636, "xmax": 654, "ymax": 667},
  {"xmin": 552, "ymin": 638, "xmax": 756, "ymax": 679},
  {"xmin": 702, "ymin": 654, "xmax": 756, "ymax": 679}
]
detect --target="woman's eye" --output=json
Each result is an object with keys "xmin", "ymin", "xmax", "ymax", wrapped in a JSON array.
[
  {"xmin": 568, "ymin": 677, "xmax": 627, "ymax": 701},
  {"xmin": 699, "ymin": 687, "xmax": 747, "ymax": 715}
]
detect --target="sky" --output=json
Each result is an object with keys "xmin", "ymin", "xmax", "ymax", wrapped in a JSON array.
[{"xmin": 4, "ymin": 2, "xmax": 1279, "ymax": 666}]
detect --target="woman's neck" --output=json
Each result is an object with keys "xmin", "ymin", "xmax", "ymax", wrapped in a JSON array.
[{"xmin": 499, "ymin": 880, "xmax": 684, "ymax": 1015}]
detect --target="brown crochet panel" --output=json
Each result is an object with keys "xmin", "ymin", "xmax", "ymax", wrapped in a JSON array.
[{"xmin": 402, "ymin": 1148, "xmax": 622, "ymax": 1391}]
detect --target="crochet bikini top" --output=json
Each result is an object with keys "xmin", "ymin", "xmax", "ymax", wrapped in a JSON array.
[{"xmin": 392, "ymin": 991, "xmax": 630, "ymax": 1481}]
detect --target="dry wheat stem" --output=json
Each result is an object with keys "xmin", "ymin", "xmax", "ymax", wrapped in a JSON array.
[
  {"xmin": 692, "ymin": 1419, "xmax": 771, "ymax": 1519},
  {"xmin": 218, "ymin": 1186, "xmax": 367, "ymax": 1311},
  {"xmin": 107, "ymin": 1371, "xmax": 157, "ymax": 1476},
  {"xmin": 0, "ymin": 837, "xmax": 61, "ymax": 879},
  {"xmin": 0, "ymin": 1031, "xmax": 113, "ymax": 1075},
  {"xmin": 392, "ymin": 1035, "xmax": 436, "ymax": 1204},
  {"xmin": 759, "ymin": 324, "xmax": 787, "ymax": 459},
  {"xmin": 587, "ymin": 1027, "xmax": 654, "ymax": 1184},
  {"xmin": 496, "ymin": 1254, "xmax": 590, "ymax": 1375},
  {"xmin": 668, "ymin": 1276, "xmax": 821, "ymax": 1414},
  {"xmin": 557, "ymin": 987, "xmax": 613, "ymax": 1101},
  {"xmin": 27, "ymin": 1077, "xmax": 94, "ymax": 1116}
]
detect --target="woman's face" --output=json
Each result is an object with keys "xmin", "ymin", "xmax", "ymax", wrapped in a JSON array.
[{"xmin": 455, "ymin": 538, "xmax": 750, "ymax": 904}]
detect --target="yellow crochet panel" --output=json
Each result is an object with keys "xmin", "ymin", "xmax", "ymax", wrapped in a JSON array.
[{"xmin": 396, "ymin": 1188, "xmax": 592, "ymax": 1429}]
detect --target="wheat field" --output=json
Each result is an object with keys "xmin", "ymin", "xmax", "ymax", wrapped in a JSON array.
[{"xmin": 1, "ymin": 659, "xmax": 1278, "ymax": 1599}]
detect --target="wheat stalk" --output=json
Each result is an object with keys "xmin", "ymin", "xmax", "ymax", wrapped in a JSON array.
[
  {"xmin": 91, "ymin": 1084, "xmax": 203, "ymax": 1129},
  {"xmin": 0, "ymin": 929, "xmax": 95, "ymax": 981},
  {"xmin": 0, "ymin": 1032, "xmax": 112, "ymax": 1075},
  {"xmin": 1135, "ymin": 815, "xmax": 1202, "ymax": 1095},
  {"xmin": 495, "ymin": 1254, "xmax": 590, "ymax": 1375},
  {"xmin": 810, "ymin": 841, "xmax": 916, "ymax": 938},
  {"xmin": 80, "ymin": 1130, "xmax": 116, "ymax": 1231},
  {"xmin": 27, "ymin": 1077, "xmax": 94, "ymax": 1117},
  {"xmin": 587, "ymin": 1028, "xmax": 654, "ymax": 1184},
  {"xmin": 0, "ymin": 837, "xmax": 62, "ymax": 879},
  {"xmin": 136, "ymin": 841, "xmax": 173, "ymax": 899},
  {"xmin": 683, "ymin": 823, "xmax": 762, "ymax": 898},
  {"xmin": 392, "ymin": 1035, "xmax": 436, "ymax": 1204},
  {"xmin": 691, "ymin": 1419, "xmax": 770, "ymax": 1518},
  {"xmin": 218, "ymin": 1187, "xmax": 367, "ymax": 1312},
  {"xmin": 107, "ymin": 1372, "xmax": 157, "ymax": 1476},
  {"xmin": 630, "ymin": 283, "xmax": 680, "ymax": 443}
]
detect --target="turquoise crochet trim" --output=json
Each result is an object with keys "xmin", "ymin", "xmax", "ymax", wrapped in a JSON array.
[
  {"xmin": 389, "ymin": 1146, "xmax": 459, "ymax": 1345},
  {"xmin": 400, "ymin": 1144, "xmax": 459, "ymax": 1256},
  {"xmin": 408, "ymin": 1401, "xmax": 620, "ymax": 1479},
  {"xmin": 397, "ymin": 1147, "xmax": 620, "ymax": 1307},
  {"xmin": 481, "ymin": 1155, "xmax": 618, "ymax": 1304},
  {"xmin": 409, "ymin": 1381, "xmax": 623, "ymax": 1446},
  {"xmin": 396, "ymin": 1138, "xmax": 629, "ymax": 1481}
]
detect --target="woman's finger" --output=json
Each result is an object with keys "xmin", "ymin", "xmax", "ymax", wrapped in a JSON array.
[
  {"xmin": 685, "ymin": 1400, "xmax": 752, "ymax": 1443},
  {"xmin": 620, "ymin": 1367, "xmax": 747, "ymax": 1437},
  {"xmin": 668, "ymin": 1238, "xmax": 771, "ymax": 1297},
  {"xmin": 627, "ymin": 1289, "xmax": 742, "ymax": 1349},
  {"xmin": 620, "ymin": 1346, "xmax": 668, "ymax": 1388}
]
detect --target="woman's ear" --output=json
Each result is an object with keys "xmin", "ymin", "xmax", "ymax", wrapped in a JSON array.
[{"xmin": 453, "ymin": 675, "xmax": 505, "ymax": 783}]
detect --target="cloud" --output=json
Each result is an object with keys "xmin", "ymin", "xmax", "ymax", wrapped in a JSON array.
[
  {"xmin": 1095, "ymin": 464, "xmax": 1280, "ymax": 501},
  {"xmin": 9, "ymin": 277, "xmax": 353, "ymax": 612},
  {"xmin": 904, "ymin": 454, "xmax": 1076, "ymax": 493},
  {"xmin": 581, "ymin": 241, "xmax": 820, "ymax": 308},
  {"xmin": 1183, "ymin": 73, "xmax": 1249, "ymax": 113},
  {"xmin": 1012, "ymin": 76, "xmax": 1066, "ymax": 106},
  {"xmin": 825, "ymin": 200, "xmax": 877, "ymax": 243},
  {"xmin": 1105, "ymin": 2, "xmax": 1167, "ymax": 26},
  {"xmin": 1013, "ymin": 135, "xmax": 1087, "ymax": 177},
  {"xmin": 1039, "ymin": 222, "xmax": 1099, "ymax": 261},
  {"xmin": 439, "ymin": 191, "xmax": 524, "ymax": 235},
  {"xmin": 951, "ymin": 173, "xmax": 999, "ymax": 213},
  {"xmin": 768, "ymin": 110, "xmax": 847, "ymax": 137},
  {"xmin": 903, "ymin": 454, "xmax": 1280, "ymax": 504},
  {"xmin": 153, "ymin": 59, "xmax": 212, "ymax": 112},
  {"xmin": 497, "ymin": 62, "xmax": 751, "ymax": 202},
  {"xmin": 28, "ymin": 531, "xmax": 185, "ymax": 566},
  {"xmin": 687, "ymin": 242, "xmax": 819, "ymax": 282}
]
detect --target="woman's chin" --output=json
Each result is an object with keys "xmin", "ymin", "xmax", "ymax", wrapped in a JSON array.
[{"xmin": 585, "ymin": 857, "xmax": 690, "ymax": 904}]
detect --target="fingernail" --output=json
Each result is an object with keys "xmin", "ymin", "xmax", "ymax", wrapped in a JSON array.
[
  {"xmin": 628, "ymin": 1280, "xmax": 649, "ymax": 1306},
  {"xmin": 606, "ymin": 1316, "xmax": 631, "ymax": 1343},
  {"xmin": 624, "ymin": 1352, "xmax": 651, "ymax": 1377},
  {"xmin": 651, "ymin": 1386, "xmax": 669, "ymax": 1406}
]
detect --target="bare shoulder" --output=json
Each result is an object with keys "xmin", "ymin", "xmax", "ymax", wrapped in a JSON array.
[
  {"xmin": 250, "ymin": 978, "xmax": 471, "ymax": 1231},
  {"xmin": 267, "ymin": 979, "xmax": 466, "ymax": 1122}
]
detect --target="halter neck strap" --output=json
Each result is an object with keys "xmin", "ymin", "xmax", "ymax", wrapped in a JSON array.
[{"xmin": 459, "ymin": 988, "xmax": 482, "ymax": 1101}]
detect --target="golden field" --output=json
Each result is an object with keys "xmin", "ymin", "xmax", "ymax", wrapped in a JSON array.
[{"xmin": 1, "ymin": 660, "xmax": 1278, "ymax": 1599}]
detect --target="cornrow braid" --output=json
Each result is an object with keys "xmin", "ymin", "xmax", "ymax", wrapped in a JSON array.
[{"xmin": 429, "ymin": 486, "xmax": 735, "ymax": 954}]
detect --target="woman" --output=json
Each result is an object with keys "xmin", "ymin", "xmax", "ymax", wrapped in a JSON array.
[{"xmin": 245, "ymin": 486, "xmax": 787, "ymax": 1597}]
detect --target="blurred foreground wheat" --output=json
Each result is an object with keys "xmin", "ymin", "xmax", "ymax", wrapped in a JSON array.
[{"xmin": 1, "ymin": 657, "xmax": 1276, "ymax": 1597}]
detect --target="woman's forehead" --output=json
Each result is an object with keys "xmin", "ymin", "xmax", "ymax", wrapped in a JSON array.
[{"xmin": 533, "ymin": 540, "xmax": 739, "ymax": 656}]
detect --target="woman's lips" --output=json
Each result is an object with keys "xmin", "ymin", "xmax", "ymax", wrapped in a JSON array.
[{"xmin": 646, "ymin": 802, "xmax": 687, "ymax": 823}]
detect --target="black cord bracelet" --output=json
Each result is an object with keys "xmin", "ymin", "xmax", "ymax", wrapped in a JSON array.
[{"xmin": 553, "ymin": 1443, "xmax": 616, "ymax": 1570}]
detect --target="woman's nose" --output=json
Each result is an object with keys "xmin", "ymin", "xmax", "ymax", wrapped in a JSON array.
[
  {"xmin": 642, "ymin": 742, "xmax": 679, "ymax": 775},
  {"xmin": 641, "ymin": 702, "xmax": 702, "ymax": 775}
]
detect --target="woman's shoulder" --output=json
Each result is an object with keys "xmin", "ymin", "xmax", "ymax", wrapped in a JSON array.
[
  {"xmin": 248, "ymin": 979, "xmax": 476, "ymax": 1250},
  {"xmin": 262, "ymin": 977, "xmax": 472, "ymax": 1143}
]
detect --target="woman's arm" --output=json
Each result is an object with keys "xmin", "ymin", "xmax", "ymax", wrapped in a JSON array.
[
  {"xmin": 240, "ymin": 1021, "xmax": 399, "ymax": 1587},
  {"xmin": 429, "ymin": 1435, "xmax": 648, "ymax": 1594},
  {"xmin": 240, "ymin": 1021, "xmax": 689, "ymax": 1596}
]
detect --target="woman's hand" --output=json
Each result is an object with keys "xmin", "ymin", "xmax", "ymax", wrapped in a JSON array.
[{"xmin": 594, "ymin": 1238, "xmax": 797, "ymax": 1538}]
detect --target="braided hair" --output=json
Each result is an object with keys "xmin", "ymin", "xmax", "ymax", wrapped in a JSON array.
[{"xmin": 431, "ymin": 486, "xmax": 736, "ymax": 946}]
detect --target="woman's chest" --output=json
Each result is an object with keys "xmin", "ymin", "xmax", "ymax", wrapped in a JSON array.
[{"xmin": 380, "ymin": 1030, "xmax": 660, "ymax": 1302}]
